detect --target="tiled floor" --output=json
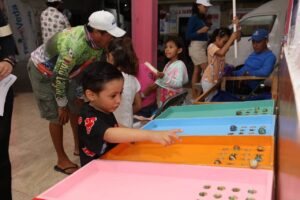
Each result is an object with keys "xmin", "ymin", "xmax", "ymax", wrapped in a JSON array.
[{"xmin": 10, "ymin": 92, "xmax": 80, "ymax": 199}]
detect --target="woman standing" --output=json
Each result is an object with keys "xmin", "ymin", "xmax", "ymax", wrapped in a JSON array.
[
  {"xmin": 0, "ymin": 10, "xmax": 16, "ymax": 200},
  {"xmin": 186, "ymin": 0, "xmax": 212, "ymax": 99}
]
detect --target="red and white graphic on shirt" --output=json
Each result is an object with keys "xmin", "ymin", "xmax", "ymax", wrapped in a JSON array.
[
  {"xmin": 78, "ymin": 116, "xmax": 82, "ymax": 125},
  {"xmin": 82, "ymin": 147, "xmax": 96, "ymax": 157},
  {"xmin": 84, "ymin": 117, "xmax": 97, "ymax": 135}
]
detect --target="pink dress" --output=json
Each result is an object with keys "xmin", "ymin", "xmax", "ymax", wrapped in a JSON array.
[{"xmin": 155, "ymin": 60, "xmax": 189, "ymax": 103}]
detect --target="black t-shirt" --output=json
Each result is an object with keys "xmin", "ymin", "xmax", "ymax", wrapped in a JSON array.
[{"xmin": 78, "ymin": 103, "xmax": 118, "ymax": 166}]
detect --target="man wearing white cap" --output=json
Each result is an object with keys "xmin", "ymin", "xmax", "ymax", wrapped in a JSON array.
[
  {"xmin": 186, "ymin": 0, "xmax": 212, "ymax": 100},
  {"xmin": 41, "ymin": 0, "xmax": 70, "ymax": 43},
  {"xmin": 27, "ymin": 10, "xmax": 125, "ymax": 175}
]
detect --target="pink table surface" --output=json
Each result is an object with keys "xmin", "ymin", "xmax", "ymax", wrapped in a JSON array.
[{"xmin": 35, "ymin": 160, "xmax": 273, "ymax": 200}]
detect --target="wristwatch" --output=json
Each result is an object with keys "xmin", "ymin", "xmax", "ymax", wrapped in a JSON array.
[{"xmin": 2, "ymin": 55, "xmax": 16, "ymax": 67}]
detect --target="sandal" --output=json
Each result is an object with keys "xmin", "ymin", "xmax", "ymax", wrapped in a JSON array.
[{"xmin": 54, "ymin": 164, "xmax": 79, "ymax": 175}]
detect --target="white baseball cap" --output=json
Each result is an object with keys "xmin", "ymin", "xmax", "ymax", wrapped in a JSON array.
[
  {"xmin": 88, "ymin": 10, "xmax": 126, "ymax": 37},
  {"xmin": 47, "ymin": 0, "xmax": 62, "ymax": 2},
  {"xmin": 196, "ymin": 0, "xmax": 212, "ymax": 7}
]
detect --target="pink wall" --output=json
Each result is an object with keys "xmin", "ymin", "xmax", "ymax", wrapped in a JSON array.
[{"xmin": 132, "ymin": 0, "xmax": 158, "ymax": 65}]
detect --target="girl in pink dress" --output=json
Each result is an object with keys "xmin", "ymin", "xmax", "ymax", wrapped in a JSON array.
[{"xmin": 155, "ymin": 36, "xmax": 189, "ymax": 104}]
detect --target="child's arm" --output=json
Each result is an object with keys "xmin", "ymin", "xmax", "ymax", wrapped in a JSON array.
[
  {"xmin": 215, "ymin": 31, "xmax": 240, "ymax": 57},
  {"xmin": 104, "ymin": 128, "xmax": 182, "ymax": 146},
  {"xmin": 133, "ymin": 92, "xmax": 142, "ymax": 114},
  {"xmin": 156, "ymin": 71, "xmax": 165, "ymax": 79},
  {"xmin": 143, "ymin": 83, "xmax": 158, "ymax": 97},
  {"xmin": 160, "ymin": 63, "xmax": 187, "ymax": 88},
  {"xmin": 215, "ymin": 18, "xmax": 241, "ymax": 57}
]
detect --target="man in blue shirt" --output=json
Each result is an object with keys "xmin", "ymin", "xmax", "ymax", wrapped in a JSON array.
[{"xmin": 233, "ymin": 29, "xmax": 276, "ymax": 90}]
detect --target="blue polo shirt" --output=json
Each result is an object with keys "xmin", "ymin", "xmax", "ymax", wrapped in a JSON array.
[
  {"xmin": 185, "ymin": 15, "xmax": 208, "ymax": 41},
  {"xmin": 233, "ymin": 50, "xmax": 276, "ymax": 89}
]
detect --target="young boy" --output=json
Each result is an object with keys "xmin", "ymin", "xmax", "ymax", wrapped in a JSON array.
[{"xmin": 78, "ymin": 62, "xmax": 182, "ymax": 166}]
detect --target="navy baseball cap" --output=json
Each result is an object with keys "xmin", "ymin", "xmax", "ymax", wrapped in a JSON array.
[{"xmin": 249, "ymin": 29, "xmax": 269, "ymax": 42}]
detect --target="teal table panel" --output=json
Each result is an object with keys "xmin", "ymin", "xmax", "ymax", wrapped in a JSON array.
[{"xmin": 157, "ymin": 100, "xmax": 275, "ymax": 119}]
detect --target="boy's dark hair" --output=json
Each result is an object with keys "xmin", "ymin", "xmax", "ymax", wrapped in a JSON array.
[
  {"xmin": 82, "ymin": 61, "xmax": 124, "ymax": 93},
  {"xmin": 165, "ymin": 36, "xmax": 185, "ymax": 60},
  {"xmin": 208, "ymin": 27, "xmax": 232, "ymax": 45},
  {"xmin": 107, "ymin": 38, "xmax": 137, "ymax": 76}
]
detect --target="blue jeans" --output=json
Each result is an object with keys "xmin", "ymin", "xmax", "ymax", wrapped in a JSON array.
[
  {"xmin": 137, "ymin": 103, "xmax": 158, "ymax": 118},
  {"xmin": 0, "ymin": 88, "xmax": 13, "ymax": 200}
]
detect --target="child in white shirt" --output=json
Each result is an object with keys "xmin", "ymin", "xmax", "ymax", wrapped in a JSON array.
[{"xmin": 107, "ymin": 38, "xmax": 142, "ymax": 127}]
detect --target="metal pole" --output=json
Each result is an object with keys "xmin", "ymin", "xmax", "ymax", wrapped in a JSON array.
[
  {"xmin": 116, "ymin": 0, "xmax": 121, "ymax": 27},
  {"xmin": 233, "ymin": 0, "xmax": 237, "ymax": 59}
]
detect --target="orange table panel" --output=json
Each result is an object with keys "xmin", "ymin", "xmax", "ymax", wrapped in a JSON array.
[{"xmin": 102, "ymin": 136, "xmax": 274, "ymax": 170}]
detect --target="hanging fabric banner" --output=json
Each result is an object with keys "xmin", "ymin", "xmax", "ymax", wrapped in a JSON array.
[{"xmin": 4, "ymin": 0, "xmax": 39, "ymax": 60}]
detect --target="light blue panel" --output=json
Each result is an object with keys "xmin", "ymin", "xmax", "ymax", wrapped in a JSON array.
[{"xmin": 142, "ymin": 115, "xmax": 276, "ymax": 136}]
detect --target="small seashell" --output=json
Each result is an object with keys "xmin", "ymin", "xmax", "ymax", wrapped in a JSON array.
[
  {"xmin": 250, "ymin": 159, "xmax": 258, "ymax": 169},
  {"xmin": 248, "ymin": 189, "xmax": 257, "ymax": 194},
  {"xmin": 236, "ymin": 111, "xmax": 242, "ymax": 115},
  {"xmin": 214, "ymin": 159, "xmax": 222, "ymax": 165},
  {"xmin": 229, "ymin": 195, "xmax": 238, "ymax": 200},
  {"xmin": 203, "ymin": 185, "xmax": 211, "ymax": 189},
  {"xmin": 199, "ymin": 192, "xmax": 207, "ymax": 196},
  {"xmin": 233, "ymin": 145, "xmax": 240, "ymax": 151},
  {"xmin": 232, "ymin": 187, "xmax": 240, "ymax": 192},
  {"xmin": 217, "ymin": 186, "xmax": 226, "ymax": 191},
  {"xmin": 258, "ymin": 127, "xmax": 266, "ymax": 134},
  {"xmin": 257, "ymin": 146, "xmax": 264, "ymax": 152},
  {"xmin": 255, "ymin": 154, "xmax": 263, "ymax": 162},
  {"xmin": 229, "ymin": 153, "xmax": 237, "ymax": 161},
  {"xmin": 230, "ymin": 125, "xmax": 238, "ymax": 131},
  {"xmin": 213, "ymin": 194, "xmax": 222, "ymax": 199}
]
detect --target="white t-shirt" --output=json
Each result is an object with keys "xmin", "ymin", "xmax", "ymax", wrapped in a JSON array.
[{"xmin": 114, "ymin": 72, "xmax": 141, "ymax": 127}]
